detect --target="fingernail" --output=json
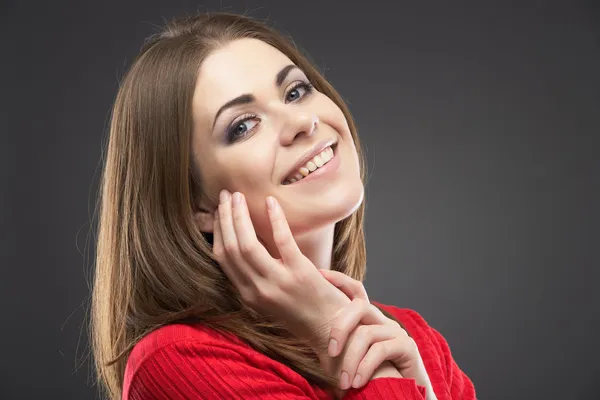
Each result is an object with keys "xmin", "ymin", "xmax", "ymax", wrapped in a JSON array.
[
  {"xmin": 232, "ymin": 192, "xmax": 241, "ymax": 206},
  {"xmin": 328, "ymin": 338, "xmax": 338, "ymax": 356},
  {"xmin": 219, "ymin": 189, "xmax": 230, "ymax": 204},
  {"xmin": 340, "ymin": 371, "xmax": 349, "ymax": 390},
  {"xmin": 266, "ymin": 196, "xmax": 276, "ymax": 211},
  {"xmin": 352, "ymin": 374, "xmax": 362, "ymax": 388}
]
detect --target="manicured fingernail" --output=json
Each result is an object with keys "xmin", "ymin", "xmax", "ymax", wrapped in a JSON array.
[
  {"xmin": 328, "ymin": 338, "xmax": 338, "ymax": 356},
  {"xmin": 232, "ymin": 192, "xmax": 241, "ymax": 206},
  {"xmin": 266, "ymin": 196, "xmax": 276, "ymax": 211},
  {"xmin": 340, "ymin": 371, "xmax": 349, "ymax": 390},
  {"xmin": 219, "ymin": 189, "xmax": 230, "ymax": 204},
  {"xmin": 352, "ymin": 374, "xmax": 362, "ymax": 388}
]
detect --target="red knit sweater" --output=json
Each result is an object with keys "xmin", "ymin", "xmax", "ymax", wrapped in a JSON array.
[{"xmin": 122, "ymin": 303, "xmax": 476, "ymax": 399}]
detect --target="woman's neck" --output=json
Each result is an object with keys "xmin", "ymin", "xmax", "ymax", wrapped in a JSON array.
[
  {"xmin": 261, "ymin": 223, "xmax": 335, "ymax": 270},
  {"xmin": 292, "ymin": 224, "xmax": 335, "ymax": 270}
]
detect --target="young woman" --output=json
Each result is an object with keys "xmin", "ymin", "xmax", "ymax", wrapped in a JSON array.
[{"xmin": 91, "ymin": 12, "xmax": 476, "ymax": 400}]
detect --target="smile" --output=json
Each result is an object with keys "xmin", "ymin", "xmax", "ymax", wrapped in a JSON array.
[{"xmin": 282, "ymin": 144, "xmax": 338, "ymax": 185}]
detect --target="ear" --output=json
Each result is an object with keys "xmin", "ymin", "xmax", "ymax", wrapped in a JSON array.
[{"xmin": 193, "ymin": 197, "xmax": 216, "ymax": 233}]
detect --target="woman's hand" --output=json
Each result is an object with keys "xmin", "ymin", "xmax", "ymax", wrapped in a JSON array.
[
  {"xmin": 212, "ymin": 190, "xmax": 350, "ymax": 351},
  {"xmin": 319, "ymin": 269, "xmax": 436, "ymax": 399}
]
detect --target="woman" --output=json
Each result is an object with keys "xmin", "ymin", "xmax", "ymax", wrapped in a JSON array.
[{"xmin": 91, "ymin": 12, "xmax": 476, "ymax": 400}]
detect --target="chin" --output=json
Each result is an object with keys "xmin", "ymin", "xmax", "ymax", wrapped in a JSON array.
[
  {"xmin": 331, "ymin": 179, "xmax": 365, "ymax": 221},
  {"xmin": 285, "ymin": 178, "xmax": 364, "ymax": 236}
]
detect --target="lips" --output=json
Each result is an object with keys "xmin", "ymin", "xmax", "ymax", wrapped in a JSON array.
[{"xmin": 281, "ymin": 139, "xmax": 337, "ymax": 184}]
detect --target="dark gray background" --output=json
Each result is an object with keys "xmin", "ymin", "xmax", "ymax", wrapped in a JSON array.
[{"xmin": 2, "ymin": 1, "xmax": 599, "ymax": 399}]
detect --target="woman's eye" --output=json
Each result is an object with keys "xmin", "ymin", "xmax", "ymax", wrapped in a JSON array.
[
  {"xmin": 227, "ymin": 117, "xmax": 259, "ymax": 143},
  {"xmin": 285, "ymin": 82, "xmax": 313, "ymax": 103}
]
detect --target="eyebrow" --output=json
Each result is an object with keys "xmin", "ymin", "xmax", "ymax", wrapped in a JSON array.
[{"xmin": 211, "ymin": 64, "xmax": 299, "ymax": 130}]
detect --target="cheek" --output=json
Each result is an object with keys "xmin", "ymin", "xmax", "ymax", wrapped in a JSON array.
[
  {"xmin": 221, "ymin": 149, "xmax": 279, "ymax": 243},
  {"xmin": 222, "ymin": 148, "xmax": 274, "ymax": 190},
  {"xmin": 209, "ymin": 152, "xmax": 276, "ymax": 241},
  {"xmin": 195, "ymin": 146, "xmax": 274, "ymax": 202},
  {"xmin": 245, "ymin": 195, "xmax": 272, "ymax": 243}
]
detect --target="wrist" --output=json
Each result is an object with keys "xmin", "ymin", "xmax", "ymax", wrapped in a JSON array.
[{"xmin": 316, "ymin": 353, "xmax": 403, "ymax": 384}]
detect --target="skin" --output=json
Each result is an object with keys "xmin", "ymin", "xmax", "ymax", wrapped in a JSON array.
[
  {"xmin": 190, "ymin": 38, "xmax": 435, "ymax": 398},
  {"xmin": 191, "ymin": 38, "xmax": 364, "ymax": 270}
]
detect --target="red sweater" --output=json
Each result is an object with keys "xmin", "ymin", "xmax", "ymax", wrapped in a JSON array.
[{"xmin": 123, "ymin": 303, "xmax": 476, "ymax": 399}]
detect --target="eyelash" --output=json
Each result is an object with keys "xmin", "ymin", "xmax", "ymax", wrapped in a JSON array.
[{"xmin": 225, "ymin": 81, "xmax": 315, "ymax": 143}]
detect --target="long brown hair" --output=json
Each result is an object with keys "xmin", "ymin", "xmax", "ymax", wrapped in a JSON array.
[{"xmin": 91, "ymin": 12, "xmax": 375, "ymax": 399}]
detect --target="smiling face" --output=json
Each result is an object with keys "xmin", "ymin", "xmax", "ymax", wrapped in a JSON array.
[{"xmin": 191, "ymin": 38, "xmax": 363, "ymax": 246}]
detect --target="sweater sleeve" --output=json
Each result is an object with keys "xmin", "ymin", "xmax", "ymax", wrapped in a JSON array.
[
  {"xmin": 343, "ymin": 377, "xmax": 426, "ymax": 399},
  {"xmin": 124, "ymin": 336, "xmax": 427, "ymax": 400}
]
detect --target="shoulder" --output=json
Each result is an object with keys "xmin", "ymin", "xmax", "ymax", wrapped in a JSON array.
[
  {"xmin": 371, "ymin": 302, "xmax": 448, "ymax": 366},
  {"xmin": 123, "ymin": 323, "xmax": 248, "ymax": 396},
  {"xmin": 372, "ymin": 302, "xmax": 477, "ymax": 398},
  {"xmin": 126, "ymin": 323, "xmax": 242, "ymax": 371},
  {"xmin": 126, "ymin": 322, "xmax": 243, "ymax": 363},
  {"xmin": 372, "ymin": 301, "xmax": 436, "ymax": 335},
  {"xmin": 122, "ymin": 323, "xmax": 326, "ymax": 399}
]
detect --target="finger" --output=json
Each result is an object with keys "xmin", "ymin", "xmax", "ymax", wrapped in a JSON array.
[
  {"xmin": 212, "ymin": 209, "xmax": 224, "ymax": 260},
  {"xmin": 338, "ymin": 324, "xmax": 396, "ymax": 390},
  {"xmin": 354, "ymin": 339, "xmax": 401, "ymax": 389},
  {"xmin": 231, "ymin": 192, "xmax": 276, "ymax": 276},
  {"xmin": 212, "ymin": 206, "xmax": 246, "ymax": 288},
  {"xmin": 266, "ymin": 196, "xmax": 302, "ymax": 265},
  {"xmin": 218, "ymin": 189, "xmax": 255, "ymax": 287},
  {"xmin": 318, "ymin": 269, "xmax": 369, "ymax": 302},
  {"xmin": 218, "ymin": 190, "xmax": 242, "ymax": 260},
  {"xmin": 329, "ymin": 299, "xmax": 388, "ymax": 357}
]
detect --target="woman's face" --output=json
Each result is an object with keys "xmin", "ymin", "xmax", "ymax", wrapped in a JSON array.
[{"xmin": 191, "ymin": 38, "xmax": 363, "ymax": 244}]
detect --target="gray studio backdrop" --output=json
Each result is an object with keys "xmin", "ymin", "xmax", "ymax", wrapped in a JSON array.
[{"xmin": 2, "ymin": 1, "xmax": 599, "ymax": 399}]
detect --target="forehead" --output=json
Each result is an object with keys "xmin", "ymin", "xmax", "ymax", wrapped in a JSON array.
[{"xmin": 193, "ymin": 39, "xmax": 294, "ymax": 122}]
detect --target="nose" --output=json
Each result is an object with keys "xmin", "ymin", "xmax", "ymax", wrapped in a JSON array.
[{"xmin": 279, "ymin": 111, "xmax": 319, "ymax": 146}]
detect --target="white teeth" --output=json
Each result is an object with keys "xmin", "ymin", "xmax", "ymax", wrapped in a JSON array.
[
  {"xmin": 284, "ymin": 145, "xmax": 335, "ymax": 184},
  {"xmin": 314, "ymin": 154, "xmax": 324, "ymax": 167}
]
